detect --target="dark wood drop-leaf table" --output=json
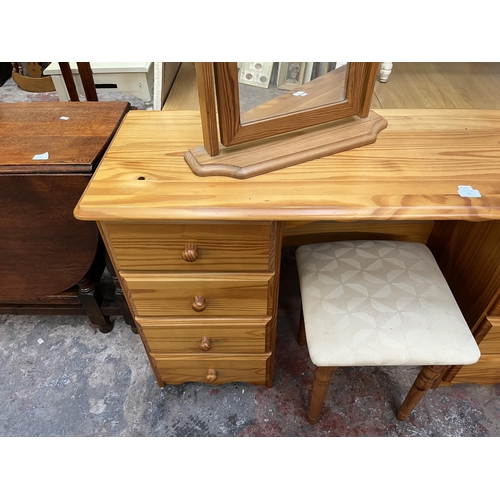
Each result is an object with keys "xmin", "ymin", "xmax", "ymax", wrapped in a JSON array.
[{"xmin": 0, "ymin": 101, "xmax": 135, "ymax": 332}]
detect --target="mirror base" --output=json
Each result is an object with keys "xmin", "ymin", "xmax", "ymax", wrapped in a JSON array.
[{"xmin": 185, "ymin": 111, "xmax": 387, "ymax": 180}]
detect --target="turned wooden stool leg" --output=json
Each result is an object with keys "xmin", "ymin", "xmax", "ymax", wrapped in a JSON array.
[
  {"xmin": 77, "ymin": 273, "xmax": 114, "ymax": 333},
  {"xmin": 397, "ymin": 365, "xmax": 446, "ymax": 421},
  {"xmin": 308, "ymin": 366, "xmax": 336, "ymax": 424},
  {"xmin": 298, "ymin": 306, "xmax": 306, "ymax": 346}
]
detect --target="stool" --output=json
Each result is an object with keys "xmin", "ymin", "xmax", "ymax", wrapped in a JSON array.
[{"xmin": 295, "ymin": 240, "xmax": 481, "ymax": 424}]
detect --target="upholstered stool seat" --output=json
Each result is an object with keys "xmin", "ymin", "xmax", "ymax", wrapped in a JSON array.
[{"xmin": 295, "ymin": 240, "xmax": 480, "ymax": 424}]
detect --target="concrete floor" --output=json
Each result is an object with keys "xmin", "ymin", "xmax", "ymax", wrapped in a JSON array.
[{"xmin": 2, "ymin": 71, "xmax": 500, "ymax": 437}]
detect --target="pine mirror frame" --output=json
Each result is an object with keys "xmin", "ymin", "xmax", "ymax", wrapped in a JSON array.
[
  {"xmin": 185, "ymin": 61, "xmax": 387, "ymax": 179},
  {"xmin": 213, "ymin": 62, "xmax": 380, "ymax": 148}
]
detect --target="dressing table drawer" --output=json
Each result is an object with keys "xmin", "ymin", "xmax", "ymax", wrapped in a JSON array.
[
  {"xmin": 121, "ymin": 271, "xmax": 273, "ymax": 317},
  {"xmin": 152, "ymin": 353, "xmax": 271, "ymax": 385},
  {"xmin": 105, "ymin": 222, "xmax": 274, "ymax": 272},
  {"xmin": 137, "ymin": 317, "xmax": 270, "ymax": 354}
]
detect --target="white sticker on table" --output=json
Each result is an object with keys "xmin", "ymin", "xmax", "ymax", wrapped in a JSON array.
[
  {"xmin": 33, "ymin": 152, "xmax": 49, "ymax": 160},
  {"xmin": 458, "ymin": 185, "xmax": 481, "ymax": 198}
]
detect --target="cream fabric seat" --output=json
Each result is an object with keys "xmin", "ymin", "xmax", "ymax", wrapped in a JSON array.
[{"xmin": 295, "ymin": 240, "xmax": 480, "ymax": 424}]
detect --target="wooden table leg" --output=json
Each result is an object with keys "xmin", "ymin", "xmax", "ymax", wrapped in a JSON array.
[
  {"xmin": 77, "ymin": 273, "xmax": 113, "ymax": 333},
  {"xmin": 104, "ymin": 251, "xmax": 138, "ymax": 334}
]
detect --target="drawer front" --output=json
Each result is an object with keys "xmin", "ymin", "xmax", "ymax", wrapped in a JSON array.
[
  {"xmin": 152, "ymin": 353, "xmax": 270, "ymax": 385},
  {"xmin": 451, "ymin": 353, "xmax": 500, "ymax": 385},
  {"xmin": 477, "ymin": 316, "xmax": 500, "ymax": 355},
  {"xmin": 104, "ymin": 222, "xmax": 274, "ymax": 271},
  {"xmin": 121, "ymin": 272, "xmax": 273, "ymax": 317},
  {"xmin": 137, "ymin": 317, "xmax": 270, "ymax": 354}
]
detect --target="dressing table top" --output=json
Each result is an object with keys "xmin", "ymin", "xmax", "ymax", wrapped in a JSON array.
[{"xmin": 75, "ymin": 109, "xmax": 500, "ymax": 223}]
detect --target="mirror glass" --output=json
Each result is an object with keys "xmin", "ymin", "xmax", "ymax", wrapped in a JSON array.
[{"xmin": 238, "ymin": 62, "xmax": 349, "ymax": 124}]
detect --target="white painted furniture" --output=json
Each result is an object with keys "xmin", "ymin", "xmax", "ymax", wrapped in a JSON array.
[
  {"xmin": 46, "ymin": 62, "xmax": 155, "ymax": 107},
  {"xmin": 379, "ymin": 62, "xmax": 393, "ymax": 82}
]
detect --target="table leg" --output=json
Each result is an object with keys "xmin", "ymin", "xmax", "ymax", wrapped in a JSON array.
[
  {"xmin": 77, "ymin": 273, "xmax": 113, "ymax": 333},
  {"xmin": 104, "ymin": 251, "xmax": 138, "ymax": 334}
]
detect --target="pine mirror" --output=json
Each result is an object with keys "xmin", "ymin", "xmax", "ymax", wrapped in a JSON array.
[{"xmin": 185, "ymin": 62, "xmax": 387, "ymax": 179}]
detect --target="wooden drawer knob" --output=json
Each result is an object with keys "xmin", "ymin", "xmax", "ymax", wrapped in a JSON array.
[
  {"xmin": 192, "ymin": 295, "xmax": 206, "ymax": 312},
  {"xmin": 182, "ymin": 243, "xmax": 198, "ymax": 262},
  {"xmin": 206, "ymin": 369, "xmax": 217, "ymax": 382},
  {"xmin": 200, "ymin": 336, "xmax": 212, "ymax": 351}
]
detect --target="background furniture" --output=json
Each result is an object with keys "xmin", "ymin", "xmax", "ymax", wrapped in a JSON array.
[
  {"xmin": 295, "ymin": 240, "xmax": 480, "ymax": 424},
  {"xmin": 11, "ymin": 62, "xmax": 56, "ymax": 92},
  {"xmin": 58, "ymin": 62, "xmax": 98, "ymax": 101},
  {"xmin": 45, "ymin": 62, "xmax": 181, "ymax": 110},
  {"xmin": 379, "ymin": 62, "xmax": 393, "ymax": 82},
  {"xmin": 74, "ymin": 109, "xmax": 500, "ymax": 387},
  {"xmin": 45, "ymin": 62, "xmax": 155, "ymax": 107},
  {"xmin": 0, "ymin": 101, "xmax": 133, "ymax": 332}
]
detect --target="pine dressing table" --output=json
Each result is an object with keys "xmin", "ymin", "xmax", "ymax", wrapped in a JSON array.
[{"xmin": 74, "ymin": 109, "xmax": 500, "ymax": 388}]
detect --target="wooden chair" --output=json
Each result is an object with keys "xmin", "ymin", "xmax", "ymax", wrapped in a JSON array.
[
  {"xmin": 58, "ymin": 62, "xmax": 98, "ymax": 101},
  {"xmin": 58, "ymin": 62, "xmax": 140, "ymax": 112},
  {"xmin": 295, "ymin": 240, "xmax": 481, "ymax": 424}
]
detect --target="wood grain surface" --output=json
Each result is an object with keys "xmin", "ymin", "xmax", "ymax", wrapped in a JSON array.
[
  {"xmin": 120, "ymin": 271, "xmax": 273, "ymax": 317},
  {"xmin": 136, "ymin": 317, "xmax": 270, "ymax": 354},
  {"xmin": 75, "ymin": 109, "xmax": 500, "ymax": 222},
  {"xmin": 161, "ymin": 62, "xmax": 200, "ymax": 111},
  {"xmin": 185, "ymin": 111, "xmax": 387, "ymax": 179},
  {"xmin": 152, "ymin": 353, "xmax": 270, "ymax": 385},
  {"xmin": 103, "ymin": 221, "xmax": 273, "ymax": 271},
  {"xmin": 1, "ymin": 101, "xmax": 129, "ymax": 300},
  {"xmin": 194, "ymin": 62, "xmax": 219, "ymax": 156},
  {"xmin": 446, "ymin": 354, "xmax": 500, "ymax": 385},
  {"xmin": 428, "ymin": 220, "xmax": 500, "ymax": 332},
  {"xmin": 372, "ymin": 62, "xmax": 500, "ymax": 110},
  {"xmin": 282, "ymin": 220, "xmax": 434, "ymax": 246},
  {"xmin": 1, "ymin": 102, "xmax": 129, "ymax": 173},
  {"xmin": 475, "ymin": 317, "xmax": 500, "ymax": 355},
  {"xmin": 0, "ymin": 175, "xmax": 99, "ymax": 300}
]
